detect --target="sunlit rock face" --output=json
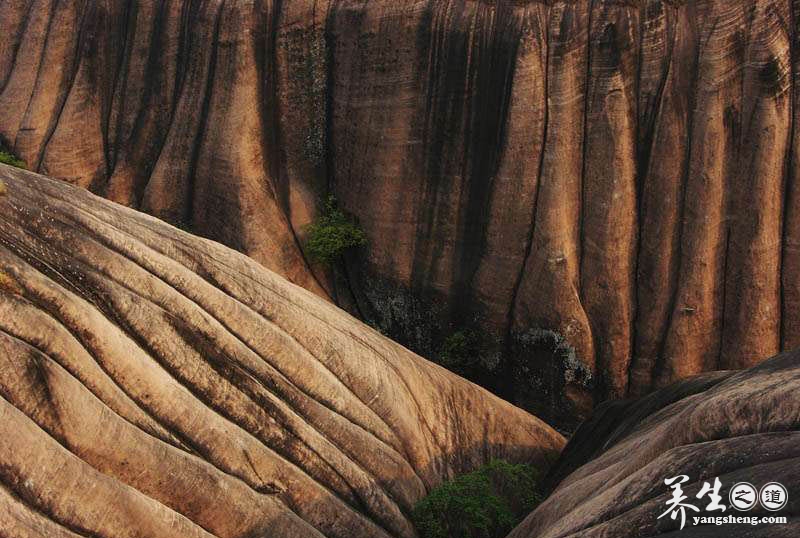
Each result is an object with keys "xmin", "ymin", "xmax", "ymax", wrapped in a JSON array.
[
  {"xmin": 0, "ymin": 166, "xmax": 563, "ymax": 538},
  {"xmin": 2, "ymin": 0, "xmax": 799, "ymax": 423},
  {"xmin": 507, "ymin": 351, "xmax": 800, "ymax": 538}
]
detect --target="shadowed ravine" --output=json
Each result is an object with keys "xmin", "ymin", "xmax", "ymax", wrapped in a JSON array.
[{"xmin": 2, "ymin": 0, "xmax": 800, "ymax": 424}]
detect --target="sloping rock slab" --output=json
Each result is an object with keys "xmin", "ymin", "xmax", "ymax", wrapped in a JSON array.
[
  {"xmin": 507, "ymin": 351, "xmax": 800, "ymax": 537},
  {"xmin": 0, "ymin": 164, "xmax": 564, "ymax": 538}
]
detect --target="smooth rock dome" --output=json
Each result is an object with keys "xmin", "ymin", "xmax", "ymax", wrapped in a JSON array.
[{"xmin": 0, "ymin": 165, "xmax": 563, "ymax": 538}]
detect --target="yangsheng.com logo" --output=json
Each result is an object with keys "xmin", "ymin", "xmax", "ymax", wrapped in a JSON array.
[
  {"xmin": 658, "ymin": 475, "xmax": 789, "ymax": 530},
  {"xmin": 692, "ymin": 515, "xmax": 788, "ymax": 526}
]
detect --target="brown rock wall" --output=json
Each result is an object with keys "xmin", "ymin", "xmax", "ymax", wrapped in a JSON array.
[{"xmin": 2, "ymin": 0, "xmax": 797, "ymax": 422}]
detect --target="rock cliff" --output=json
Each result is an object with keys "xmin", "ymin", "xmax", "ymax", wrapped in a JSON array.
[
  {"xmin": 0, "ymin": 165, "xmax": 563, "ymax": 538},
  {"xmin": 2, "ymin": 0, "xmax": 799, "ymax": 423},
  {"xmin": 507, "ymin": 349, "xmax": 800, "ymax": 537}
]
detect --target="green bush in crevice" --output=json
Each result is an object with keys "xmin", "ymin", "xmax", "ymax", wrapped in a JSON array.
[
  {"xmin": 412, "ymin": 460, "xmax": 542, "ymax": 538},
  {"xmin": 0, "ymin": 143, "xmax": 26, "ymax": 169},
  {"xmin": 304, "ymin": 196, "xmax": 367, "ymax": 265},
  {"xmin": 437, "ymin": 327, "xmax": 500, "ymax": 379}
]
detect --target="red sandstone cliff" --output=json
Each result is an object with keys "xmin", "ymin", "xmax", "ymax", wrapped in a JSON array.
[{"xmin": 2, "ymin": 0, "xmax": 798, "ymax": 423}]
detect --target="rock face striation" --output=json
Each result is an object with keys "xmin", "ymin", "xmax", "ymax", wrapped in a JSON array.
[
  {"xmin": 507, "ymin": 350, "xmax": 800, "ymax": 537},
  {"xmin": 0, "ymin": 165, "xmax": 564, "ymax": 538},
  {"xmin": 3, "ymin": 0, "xmax": 800, "ymax": 422}
]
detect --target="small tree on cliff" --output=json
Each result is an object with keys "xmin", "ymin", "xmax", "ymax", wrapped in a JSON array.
[{"xmin": 304, "ymin": 196, "xmax": 367, "ymax": 265}]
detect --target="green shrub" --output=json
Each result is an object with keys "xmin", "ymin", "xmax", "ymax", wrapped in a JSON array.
[
  {"xmin": 412, "ymin": 460, "xmax": 542, "ymax": 538},
  {"xmin": 440, "ymin": 330, "xmax": 479, "ymax": 366},
  {"xmin": 0, "ymin": 148, "xmax": 26, "ymax": 169},
  {"xmin": 438, "ymin": 328, "xmax": 500, "ymax": 377},
  {"xmin": 305, "ymin": 196, "xmax": 367, "ymax": 265}
]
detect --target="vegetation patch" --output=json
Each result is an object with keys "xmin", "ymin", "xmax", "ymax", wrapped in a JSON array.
[
  {"xmin": 0, "ymin": 143, "xmax": 26, "ymax": 169},
  {"xmin": 437, "ymin": 327, "xmax": 500, "ymax": 378},
  {"xmin": 304, "ymin": 196, "xmax": 367, "ymax": 265},
  {"xmin": 412, "ymin": 460, "xmax": 542, "ymax": 538}
]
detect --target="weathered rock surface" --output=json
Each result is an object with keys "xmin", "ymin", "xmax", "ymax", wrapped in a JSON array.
[
  {"xmin": 507, "ymin": 350, "xmax": 800, "ymax": 537},
  {"xmin": 0, "ymin": 165, "xmax": 564, "ymax": 538},
  {"xmin": 3, "ymin": 0, "xmax": 800, "ymax": 423}
]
